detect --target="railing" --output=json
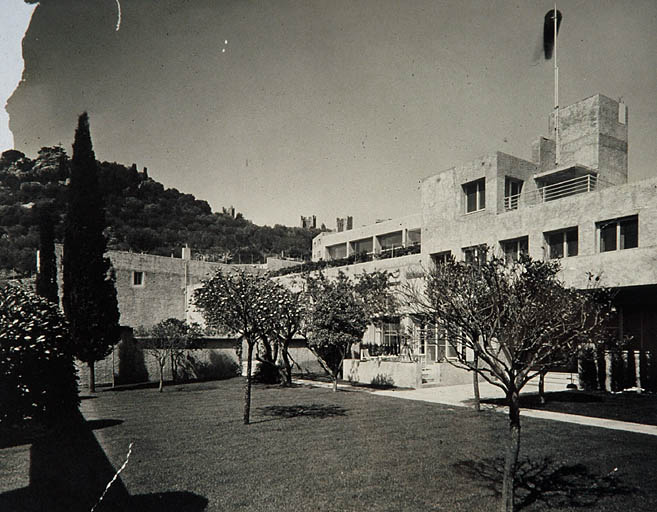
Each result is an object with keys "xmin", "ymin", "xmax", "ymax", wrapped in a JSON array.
[
  {"xmin": 270, "ymin": 243, "xmax": 421, "ymax": 276},
  {"xmin": 504, "ymin": 174, "xmax": 610, "ymax": 211},
  {"xmin": 504, "ymin": 194, "xmax": 520, "ymax": 210}
]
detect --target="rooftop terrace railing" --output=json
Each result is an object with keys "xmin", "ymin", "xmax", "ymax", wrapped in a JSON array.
[{"xmin": 504, "ymin": 174, "xmax": 611, "ymax": 211}]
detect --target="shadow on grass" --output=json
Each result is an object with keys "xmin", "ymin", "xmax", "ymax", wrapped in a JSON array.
[
  {"xmin": 482, "ymin": 391, "xmax": 604, "ymax": 408},
  {"xmin": 257, "ymin": 403, "xmax": 348, "ymax": 419},
  {"xmin": 454, "ymin": 456, "xmax": 634, "ymax": 510},
  {"xmin": 101, "ymin": 381, "xmax": 162, "ymax": 392},
  {"xmin": 87, "ymin": 418, "xmax": 124, "ymax": 430},
  {"xmin": 0, "ymin": 410, "xmax": 207, "ymax": 511}
]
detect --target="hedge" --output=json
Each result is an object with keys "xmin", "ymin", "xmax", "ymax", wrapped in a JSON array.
[{"xmin": 0, "ymin": 284, "xmax": 79, "ymax": 425}]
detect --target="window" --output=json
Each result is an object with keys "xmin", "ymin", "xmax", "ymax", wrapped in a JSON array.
[
  {"xmin": 383, "ymin": 321, "xmax": 401, "ymax": 349},
  {"xmin": 545, "ymin": 228, "xmax": 578, "ymax": 259},
  {"xmin": 378, "ymin": 231, "xmax": 403, "ymax": 251},
  {"xmin": 415, "ymin": 322, "xmax": 469, "ymax": 363},
  {"xmin": 351, "ymin": 238, "xmax": 373, "ymax": 255},
  {"xmin": 462, "ymin": 244, "xmax": 487, "ymax": 265},
  {"xmin": 132, "ymin": 271, "xmax": 144, "ymax": 286},
  {"xmin": 327, "ymin": 243, "xmax": 347, "ymax": 260},
  {"xmin": 598, "ymin": 215, "xmax": 638, "ymax": 252},
  {"xmin": 463, "ymin": 178, "xmax": 486, "ymax": 213},
  {"xmin": 500, "ymin": 236, "xmax": 528, "ymax": 263},
  {"xmin": 504, "ymin": 178, "xmax": 523, "ymax": 210},
  {"xmin": 407, "ymin": 229, "xmax": 422, "ymax": 247},
  {"xmin": 431, "ymin": 251, "xmax": 452, "ymax": 266}
]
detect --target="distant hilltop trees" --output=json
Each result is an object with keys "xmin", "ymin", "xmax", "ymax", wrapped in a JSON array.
[{"xmin": 0, "ymin": 147, "xmax": 320, "ymax": 276}]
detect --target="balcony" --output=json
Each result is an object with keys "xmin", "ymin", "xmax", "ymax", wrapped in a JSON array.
[{"xmin": 504, "ymin": 174, "xmax": 611, "ymax": 211}]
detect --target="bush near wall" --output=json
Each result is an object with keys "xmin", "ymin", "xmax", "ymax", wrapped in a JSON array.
[
  {"xmin": 0, "ymin": 285, "xmax": 78, "ymax": 425},
  {"xmin": 578, "ymin": 348, "xmax": 657, "ymax": 392},
  {"xmin": 578, "ymin": 346, "xmax": 602, "ymax": 391}
]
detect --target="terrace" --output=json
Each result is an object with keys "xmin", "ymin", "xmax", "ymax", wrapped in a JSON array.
[{"xmin": 504, "ymin": 169, "xmax": 612, "ymax": 211}]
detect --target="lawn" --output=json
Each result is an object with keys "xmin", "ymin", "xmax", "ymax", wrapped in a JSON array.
[
  {"xmin": 2, "ymin": 378, "xmax": 657, "ymax": 511},
  {"xmin": 483, "ymin": 390, "xmax": 657, "ymax": 426}
]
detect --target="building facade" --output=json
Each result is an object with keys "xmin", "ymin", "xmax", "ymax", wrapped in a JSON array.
[{"xmin": 312, "ymin": 94, "xmax": 657, "ymax": 386}]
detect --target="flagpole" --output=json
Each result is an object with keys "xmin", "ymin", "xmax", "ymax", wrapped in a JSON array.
[{"xmin": 554, "ymin": 3, "xmax": 560, "ymax": 164}]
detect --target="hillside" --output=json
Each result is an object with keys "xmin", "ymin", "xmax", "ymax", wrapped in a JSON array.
[{"xmin": 0, "ymin": 147, "xmax": 320, "ymax": 276}]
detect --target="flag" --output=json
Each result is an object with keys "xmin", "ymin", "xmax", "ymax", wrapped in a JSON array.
[{"xmin": 543, "ymin": 9, "xmax": 563, "ymax": 60}]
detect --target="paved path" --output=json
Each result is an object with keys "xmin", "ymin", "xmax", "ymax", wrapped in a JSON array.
[{"xmin": 295, "ymin": 378, "xmax": 657, "ymax": 437}]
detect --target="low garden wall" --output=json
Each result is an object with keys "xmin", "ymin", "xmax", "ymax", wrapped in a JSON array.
[
  {"xmin": 434, "ymin": 362, "xmax": 474, "ymax": 386},
  {"xmin": 344, "ymin": 359, "xmax": 422, "ymax": 389},
  {"xmin": 76, "ymin": 337, "xmax": 240, "ymax": 389}
]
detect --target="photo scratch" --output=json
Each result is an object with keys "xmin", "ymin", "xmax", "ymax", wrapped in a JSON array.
[{"xmin": 115, "ymin": 0, "xmax": 121, "ymax": 32}]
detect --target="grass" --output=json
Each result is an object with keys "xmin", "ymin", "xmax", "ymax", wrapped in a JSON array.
[
  {"xmin": 2, "ymin": 378, "xmax": 657, "ymax": 511},
  {"xmin": 484, "ymin": 390, "xmax": 657, "ymax": 426}
]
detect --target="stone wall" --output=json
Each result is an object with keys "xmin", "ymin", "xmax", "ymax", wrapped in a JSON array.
[
  {"xmin": 343, "ymin": 359, "xmax": 422, "ymax": 389},
  {"xmin": 55, "ymin": 245, "xmax": 260, "ymax": 329},
  {"xmin": 75, "ymin": 337, "xmax": 241, "ymax": 390}
]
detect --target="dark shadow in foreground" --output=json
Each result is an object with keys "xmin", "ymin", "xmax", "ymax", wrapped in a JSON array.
[
  {"xmin": 257, "ymin": 403, "xmax": 348, "ymax": 419},
  {"xmin": 453, "ymin": 456, "xmax": 635, "ymax": 510},
  {"xmin": 86, "ymin": 418, "xmax": 124, "ymax": 430},
  {"xmin": 0, "ymin": 410, "xmax": 207, "ymax": 511}
]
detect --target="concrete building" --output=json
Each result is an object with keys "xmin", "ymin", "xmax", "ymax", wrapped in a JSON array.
[
  {"xmin": 52, "ymin": 245, "xmax": 314, "ymax": 387},
  {"xmin": 312, "ymin": 94, "xmax": 657, "ymax": 387},
  {"xmin": 313, "ymin": 214, "xmax": 422, "ymax": 261},
  {"xmin": 54, "ymin": 245, "xmax": 251, "ymax": 329}
]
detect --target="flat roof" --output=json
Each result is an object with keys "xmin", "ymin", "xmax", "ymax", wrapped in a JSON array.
[{"xmin": 533, "ymin": 163, "xmax": 596, "ymax": 185}]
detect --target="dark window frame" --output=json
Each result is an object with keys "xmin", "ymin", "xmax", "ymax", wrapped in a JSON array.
[
  {"xmin": 132, "ymin": 271, "xmax": 145, "ymax": 287},
  {"xmin": 463, "ymin": 178, "xmax": 486, "ymax": 214},
  {"xmin": 500, "ymin": 236, "xmax": 529, "ymax": 263},
  {"xmin": 598, "ymin": 215, "xmax": 638, "ymax": 253},
  {"xmin": 545, "ymin": 227, "xmax": 578, "ymax": 259}
]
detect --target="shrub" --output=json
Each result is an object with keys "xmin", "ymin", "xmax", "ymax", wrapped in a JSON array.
[
  {"xmin": 578, "ymin": 347, "xmax": 599, "ymax": 391},
  {"xmin": 0, "ymin": 284, "xmax": 78, "ymax": 425},
  {"xmin": 644, "ymin": 351, "xmax": 657, "ymax": 392},
  {"xmin": 253, "ymin": 359, "xmax": 282, "ymax": 384},
  {"xmin": 370, "ymin": 374, "xmax": 395, "ymax": 389},
  {"xmin": 183, "ymin": 351, "xmax": 240, "ymax": 381}
]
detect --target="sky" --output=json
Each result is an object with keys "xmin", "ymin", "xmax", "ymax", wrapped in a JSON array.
[{"xmin": 1, "ymin": 0, "xmax": 656, "ymax": 228}]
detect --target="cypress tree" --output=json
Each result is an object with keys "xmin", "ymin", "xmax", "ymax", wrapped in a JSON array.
[
  {"xmin": 63, "ymin": 112, "xmax": 120, "ymax": 392},
  {"xmin": 35, "ymin": 205, "xmax": 59, "ymax": 303}
]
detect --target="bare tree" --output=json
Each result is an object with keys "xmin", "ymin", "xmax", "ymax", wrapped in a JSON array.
[{"xmin": 404, "ymin": 256, "xmax": 613, "ymax": 512}]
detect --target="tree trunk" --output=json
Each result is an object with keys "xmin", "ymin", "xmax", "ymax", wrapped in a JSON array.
[
  {"xmin": 243, "ymin": 342, "xmax": 254, "ymax": 425},
  {"xmin": 170, "ymin": 351, "xmax": 176, "ymax": 383},
  {"xmin": 282, "ymin": 345, "xmax": 292, "ymax": 386},
  {"xmin": 88, "ymin": 362, "xmax": 96, "ymax": 393},
  {"xmin": 502, "ymin": 389, "xmax": 521, "ymax": 512},
  {"xmin": 158, "ymin": 363, "xmax": 164, "ymax": 392},
  {"xmin": 538, "ymin": 371, "xmax": 546, "ymax": 405},
  {"xmin": 332, "ymin": 375, "xmax": 338, "ymax": 393},
  {"xmin": 472, "ymin": 354, "xmax": 481, "ymax": 412}
]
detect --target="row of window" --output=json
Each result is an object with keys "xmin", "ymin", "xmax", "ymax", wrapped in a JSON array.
[{"xmin": 433, "ymin": 215, "xmax": 639, "ymax": 264}]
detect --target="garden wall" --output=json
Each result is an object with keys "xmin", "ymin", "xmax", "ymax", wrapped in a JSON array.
[
  {"xmin": 76, "ymin": 337, "xmax": 240, "ymax": 390},
  {"xmin": 344, "ymin": 359, "xmax": 422, "ymax": 389}
]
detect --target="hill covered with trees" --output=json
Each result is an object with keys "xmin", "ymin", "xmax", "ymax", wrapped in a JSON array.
[{"xmin": 0, "ymin": 147, "xmax": 321, "ymax": 276}]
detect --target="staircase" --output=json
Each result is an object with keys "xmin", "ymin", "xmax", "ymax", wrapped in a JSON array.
[{"xmin": 421, "ymin": 365, "xmax": 439, "ymax": 387}]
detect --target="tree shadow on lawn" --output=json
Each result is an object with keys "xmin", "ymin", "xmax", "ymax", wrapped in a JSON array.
[
  {"xmin": 86, "ymin": 418, "xmax": 124, "ymax": 430},
  {"xmin": 0, "ymin": 410, "xmax": 208, "ymax": 511},
  {"xmin": 481, "ymin": 391, "xmax": 604, "ymax": 408},
  {"xmin": 454, "ymin": 456, "xmax": 635, "ymax": 510},
  {"xmin": 256, "ymin": 403, "xmax": 348, "ymax": 420}
]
